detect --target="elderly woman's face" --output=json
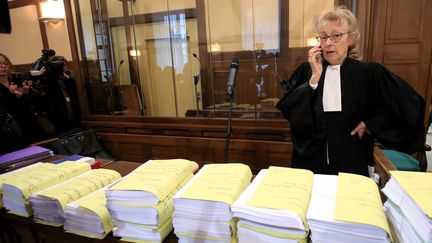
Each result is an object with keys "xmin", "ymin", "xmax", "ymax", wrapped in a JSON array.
[
  {"xmin": 0, "ymin": 55, "xmax": 10, "ymax": 77},
  {"xmin": 318, "ymin": 20, "xmax": 352, "ymax": 65}
]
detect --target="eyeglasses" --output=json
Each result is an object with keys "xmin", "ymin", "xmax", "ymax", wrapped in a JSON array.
[{"xmin": 316, "ymin": 32, "xmax": 351, "ymax": 44}]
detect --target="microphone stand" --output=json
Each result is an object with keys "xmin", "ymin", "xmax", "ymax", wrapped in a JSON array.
[
  {"xmin": 193, "ymin": 74, "xmax": 200, "ymax": 116},
  {"xmin": 224, "ymin": 92, "xmax": 235, "ymax": 163}
]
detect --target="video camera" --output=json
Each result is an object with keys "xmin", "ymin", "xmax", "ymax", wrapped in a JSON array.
[{"xmin": 10, "ymin": 49, "xmax": 64, "ymax": 89}]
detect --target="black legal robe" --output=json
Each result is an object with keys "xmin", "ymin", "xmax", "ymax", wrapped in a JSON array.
[{"xmin": 276, "ymin": 58, "xmax": 425, "ymax": 176}]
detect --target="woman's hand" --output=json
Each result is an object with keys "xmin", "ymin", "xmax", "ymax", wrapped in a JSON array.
[
  {"xmin": 308, "ymin": 44, "xmax": 323, "ymax": 85},
  {"xmin": 351, "ymin": 121, "xmax": 368, "ymax": 139},
  {"xmin": 9, "ymin": 80, "xmax": 32, "ymax": 97}
]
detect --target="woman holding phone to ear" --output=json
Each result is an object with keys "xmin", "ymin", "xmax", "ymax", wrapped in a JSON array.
[{"xmin": 276, "ymin": 6, "xmax": 425, "ymax": 176}]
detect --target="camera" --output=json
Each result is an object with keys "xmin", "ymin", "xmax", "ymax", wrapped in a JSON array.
[{"xmin": 32, "ymin": 49, "xmax": 56, "ymax": 71}]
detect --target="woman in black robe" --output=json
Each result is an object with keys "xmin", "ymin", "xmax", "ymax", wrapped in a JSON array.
[{"xmin": 276, "ymin": 7, "xmax": 424, "ymax": 176}]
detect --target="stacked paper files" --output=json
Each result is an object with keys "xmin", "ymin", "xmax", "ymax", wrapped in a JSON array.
[
  {"xmin": 114, "ymin": 217, "xmax": 173, "ymax": 242},
  {"xmin": 173, "ymin": 163, "xmax": 252, "ymax": 243},
  {"xmin": 0, "ymin": 146, "xmax": 53, "ymax": 172},
  {"xmin": 2, "ymin": 162, "xmax": 91, "ymax": 217},
  {"xmin": 30, "ymin": 168, "xmax": 121, "ymax": 226},
  {"xmin": 382, "ymin": 171, "xmax": 432, "ymax": 243},
  {"xmin": 0, "ymin": 162, "xmax": 45, "ymax": 208},
  {"xmin": 64, "ymin": 183, "xmax": 120, "ymax": 239},
  {"xmin": 232, "ymin": 167, "xmax": 313, "ymax": 243},
  {"xmin": 106, "ymin": 159, "xmax": 196, "ymax": 242},
  {"xmin": 307, "ymin": 173, "xmax": 391, "ymax": 243}
]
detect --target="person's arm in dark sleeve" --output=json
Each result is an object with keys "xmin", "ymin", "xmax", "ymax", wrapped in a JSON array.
[
  {"xmin": 276, "ymin": 62, "xmax": 317, "ymax": 121},
  {"xmin": 364, "ymin": 64, "xmax": 425, "ymax": 154}
]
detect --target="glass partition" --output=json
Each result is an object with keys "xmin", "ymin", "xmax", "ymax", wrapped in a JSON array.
[{"xmin": 73, "ymin": 0, "xmax": 355, "ymax": 119}]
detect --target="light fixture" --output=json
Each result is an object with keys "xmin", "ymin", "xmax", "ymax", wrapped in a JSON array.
[
  {"xmin": 306, "ymin": 37, "xmax": 319, "ymax": 47},
  {"xmin": 39, "ymin": 0, "xmax": 65, "ymax": 24},
  {"xmin": 129, "ymin": 50, "xmax": 141, "ymax": 57},
  {"xmin": 210, "ymin": 43, "xmax": 221, "ymax": 52}
]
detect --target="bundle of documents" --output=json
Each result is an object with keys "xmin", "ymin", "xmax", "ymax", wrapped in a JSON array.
[
  {"xmin": 0, "ymin": 146, "xmax": 53, "ymax": 172},
  {"xmin": 30, "ymin": 168, "xmax": 121, "ymax": 226},
  {"xmin": 2, "ymin": 162, "xmax": 91, "ymax": 217},
  {"xmin": 307, "ymin": 173, "xmax": 391, "ymax": 243},
  {"xmin": 232, "ymin": 167, "xmax": 312, "ymax": 243},
  {"xmin": 173, "ymin": 163, "xmax": 252, "ymax": 243},
  {"xmin": 64, "ymin": 183, "xmax": 120, "ymax": 239},
  {"xmin": 106, "ymin": 159, "xmax": 196, "ymax": 242},
  {"xmin": 381, "ymin": 171, "xmax": 432, "ymax": 243},
  {"xmin": 0, "ymin": 162, "xmax": 44, "ymax": 208}
]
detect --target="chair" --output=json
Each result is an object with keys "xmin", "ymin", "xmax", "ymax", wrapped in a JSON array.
[{"xmin": 381, "ymin": 144, "xmax": 430, "ymax": 172}]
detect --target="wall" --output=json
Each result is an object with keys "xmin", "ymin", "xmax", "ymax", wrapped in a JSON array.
[{"xmin": 0, "ymin": 3, "xmax": 71, "ymax": 66}]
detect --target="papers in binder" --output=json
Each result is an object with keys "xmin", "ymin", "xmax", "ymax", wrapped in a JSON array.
[
  {"xmin": 0, "ymin": 162, "xmax": 44, "ymax": 208},
  {"xmin": 382, "ymin": 170, "xmax": 432, "ymax": 242},
  {"xmin": 232, "ymin": 167, "xmax": 312, "ymax": 243},
  {"xmin": 173, "ymin": 163, "xmax": 252, "ymax": 243},
  {"xmin": 64, "ymin": 183, "xmax": 119, "ymax": 239},
  {"xmin": 307, "ymin": 173, "xmax": 391, "ymax": 243},
  {"xmin": 30, "ymin": 168, "xmax": 121, "ymax": 226},
  {"xmin": 106, "ymin": 159, "xmax": 196, "ymax": 242},
  {"xmin": 2, "ymin": 162, "xmax": 91, "ymax": 217}
]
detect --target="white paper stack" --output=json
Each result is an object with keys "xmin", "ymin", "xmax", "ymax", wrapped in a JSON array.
[
  {"xmin": 382, "ymin": 171, "xmax": 432, "ymax": 243},
  {"xmin": 2, "ymin": 162, "xmax": 91, "ymax": 217},
  {"xmin": 106, "ymin": 159, "xmax": 195, "ymax": 242},
  {"xmin": 307, "ymin": 174, "xmax": 391, "ymax": 243},
  {"xmin": 0, "ymin": 162, "xmax": 45, "ymax": 208},
  {"xmin": 64, "ymin": 183, "xmax": 120, "ymax": 239},
  {"xmin": 29, "ymin": 168, "xmax": 121, "ymax": 226},
  {"xmin": 232, "ymin": 168, "xmax": 311, "ymax": 243},
  {"xmin": 173, "ymin": 163, "xmax": 252, "ymax": 243}
]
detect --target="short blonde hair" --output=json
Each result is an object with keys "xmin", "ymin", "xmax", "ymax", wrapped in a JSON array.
[
  {"xmin": 0, "ymin": 53, "xmax": 13, "ymax": 74},
  {"xmin": 314, "ymin": 6, "xmax": 361, "ymax": 60}
]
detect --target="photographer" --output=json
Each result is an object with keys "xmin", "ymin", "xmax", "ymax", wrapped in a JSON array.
[
  {"xmin": 29, "ymin": 53, "xmax": 81, "ymax": 135},
  {"xmin": 0, "ymin": 53, "xmax": 47, "ymax": 154}
]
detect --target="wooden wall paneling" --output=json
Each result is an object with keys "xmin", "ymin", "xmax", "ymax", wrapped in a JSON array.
[
  {"xmin": 83, "ymin": 116, "xmax": 292, "ymax": 173},
  {"xmin": 99, "ymin": 133, "xmax": 292, "ymax": 174},
  {"xmin": 371, "ymin": 0, "xmax": 432, "ymax": 127}
]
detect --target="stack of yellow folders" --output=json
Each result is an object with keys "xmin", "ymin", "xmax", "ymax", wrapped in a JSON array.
[
  {"xmin": 307, "ymin": 173, "xmax": 391, "ymax": 243},
  {"xmin": 232, "ymin": 167, "xmax": 312, "ymax": 243},
  {"xmin": 64, "ymin": 182, "xmax": 120, "ymax": 239},
  {"xmin": 382, "ymin": 171, "xmax": 432, "ymax": 243},
  {"xmin": 0, "ymin": 162, "xmax": 45, "ymax": 208},
  {"xmin": 29, "ymin": 168, "xmax": 121, "ymax": 226},
  {"xmin": 173, "ymin": 163, "xmax": 252, "ymax": 243},
  {"xmin": 2, "ymin": 162, "xmax": 91, "ymax": 217},
  {"xmin": 106, "ymin": 159, "xmax": 196, "ymax": 242}
]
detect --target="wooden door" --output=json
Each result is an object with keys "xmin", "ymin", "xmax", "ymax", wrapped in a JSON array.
[{"xmin": 369, "ymin": 0, "xmax": 432, "ymax": 127}]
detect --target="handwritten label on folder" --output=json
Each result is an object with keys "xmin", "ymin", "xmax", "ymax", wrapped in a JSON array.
[
  {"xmin": 334, "ymin": 173, "xmax": 390, "ymax": 235},
  {"xmin": 179, "ymin": 163, "xmax": 252, "ymax": 205},
  {"xmin": 247, "ymin": 166, "xmax": 314, "ymax": 223},
  {"xmin": 110, "ymin": 159, "xmax": 192, "ymax": 201},
  {"xmin": 390, "ymin": 171, "xmax": 432, "ymax": 217}
]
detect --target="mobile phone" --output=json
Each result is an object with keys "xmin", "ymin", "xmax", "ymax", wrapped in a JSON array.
[{"xmin": 10, "ymin": 72, "xmax": 23, "ymax": 87}]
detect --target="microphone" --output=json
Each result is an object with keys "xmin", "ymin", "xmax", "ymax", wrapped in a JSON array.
[
  {"xmin": 117, "ymin": 59, "xmax": 124, "ymax": 82},
  {"xmin": 192, "ymin": 53, "xmax": 200, "ymax": 85},
  {"xmin": 192, "ymin": 52, "xmax": 200, "ymax": 62},
  {"xmin": 226, "ymin": 57, "xmax": 239, "ymax": 101}
]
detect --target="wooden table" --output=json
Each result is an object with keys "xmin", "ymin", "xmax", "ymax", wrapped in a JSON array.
[
  {"xmin": 1, "ymin": 150, "xmax": 395, "ymax": 243},
  {"xmin": 0, "ymin": 160, "xmax": 179, "ymax": 243}
]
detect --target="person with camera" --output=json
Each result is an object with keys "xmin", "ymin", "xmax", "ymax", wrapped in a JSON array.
[
  {"xmin": 28, "ymin": 52, "xmax": 82, "ymax": 136},
  {"xmin": 0, "ymin": 53, "xmax": 47, "ymax": 155}
]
